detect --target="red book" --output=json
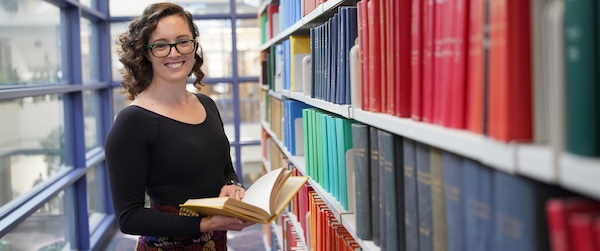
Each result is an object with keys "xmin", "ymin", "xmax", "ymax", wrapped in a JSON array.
[
  {"xmin": 395, "ymin": 0, "xmax": 412, "ymax": 117},
  {"xmin": 443, "ymin": 0, "xmax": 469, "ymax": 129},
  {"xmin": 266, "ymin": 5, "xmax": 279, "ymax": 39},
  {"xmin": 379, "ymin": 0, "xmax": 390, "ymax": 114},
  {"xmin": 546, "ymin": 198, "xmax": 600, "ymax": 251},
  {"xmin": 368, "ymin": 0, "xmax": 382, "ymax": 112},
  {"xmin": 466, "ymin": 0, "xmax": 485, "ymax": 134},
  {"xmin": 594, "ymin": 217, "xmax": 600, "ymax": 250},
  {"xmin": 487, "ymin": 0, "xmax": 532, "ymax": 142},
  {"xmin": 569, "ymin": 213, "xmax": 597, "ymax": 251},
  {"xmin": 385, "ymin": 0, "xmax": 395, "ymax": 115},
  {"xmin": 433, "ymin": 0, "xmax": 452, "ymax": 125},
  {"xmin": 357, "ymin": 1, "xmax": 370, "ymax": 111},
  {"xmin": 411, "ymin": 0, "xmax": 424, "ymax": 121},
  {"xmin": 421, "ymin": 0, "xmax": 435, "ymax": 123}
]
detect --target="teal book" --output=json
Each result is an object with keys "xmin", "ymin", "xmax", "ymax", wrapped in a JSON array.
[
  {"xmin": 351, "ymin": 123, "xmax": 372, "ymax": 240},
  {"xmin": 565, "ymin": 0, "xmax": 598, "ymax": 156}
]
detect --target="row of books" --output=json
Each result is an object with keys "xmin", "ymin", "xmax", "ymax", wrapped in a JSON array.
[{"xmin": 259, "ymin": 0, "xmax": 600, "ymax": 158}]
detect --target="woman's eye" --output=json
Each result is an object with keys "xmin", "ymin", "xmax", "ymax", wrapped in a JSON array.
[
  {"xmin": 153, "ymin": 44, "xmax": 168, "ymax": 50},
  {"xmin": 178, "ymin": 40, "xmax": 191, "ymax": 46}
]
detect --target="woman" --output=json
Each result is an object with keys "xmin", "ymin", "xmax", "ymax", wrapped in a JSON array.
[{"xmin": 105, "ymin": 3, "xmax": 253, "ymax": 250}]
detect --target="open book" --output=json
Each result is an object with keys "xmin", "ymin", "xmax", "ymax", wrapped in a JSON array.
[{"xmin": 180, "ymin": 168, "xmax": 309, "ymax": 224}]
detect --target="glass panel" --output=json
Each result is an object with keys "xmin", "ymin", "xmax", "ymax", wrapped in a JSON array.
[
  {"xmin": 0, "ymin": 190, "xmax": 73, "ymax": 250},
  {"xmin": 239, "ymin": 82, "xmax": 260, "ymax": 141},
  {"xmin": 236, "ymin": 0, "xmax": 259, "ymax": 14},
  {"xmin": 195, "ymin": 20, "xmax": 232, "ymax": 78},
  {"xmin": 110, "ymin": 0, "xmax": 230, "ymax": 17},
  {"xmin": 110, "ymin": 22, "xmax": 127, "ymax": 82},
  {"xmin": 236, "ymin": 19, "xmax": 260, "ymax": 77},
  {"xmin": 83, "ymin": 90, "xmax": 100, "ymax": 150},
  {"xmin": 81, "ymin": 18, "xmax": 100, "ymax": 82},
  {"xmin": 240, "ymin": 145, "xmax": 262, "ymax": 188},
  {"xmin": 192, "ymin": 83, "xmax": 234, "ymax": 141},
  {"xmin": 0, "ymin": 95, "xmax": 71, "ymax": 210},
  {"xmin": 87, "ymin": 164, "xmax": 107, "ymax": 233},
  {"xmin": 0, "ymin": 0, "xmax": 62, "ymax": 87},
  {"xmin": 112, "ymin": 88, "xmax": 128, "ymax": 119},
  {"xmin": 80, "ymin": 0, "xmax": 95, "ymax": 9}
]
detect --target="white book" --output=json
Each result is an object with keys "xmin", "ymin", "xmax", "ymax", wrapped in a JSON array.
[
  {"xmin": 349, "ymin": 41, "xmax": 361, "ymax": 109},
  {"xmin": 302, "ymin": 55, "xmax": 311, "ymax": 97}
]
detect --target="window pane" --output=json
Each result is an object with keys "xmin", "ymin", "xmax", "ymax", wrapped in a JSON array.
[
  {"xmin": 240, "ymin": 145, "xmax": 262, "ymax": 188},
  {"xmin": 87, "ymin": 164, "xmax": 107, "ymax": 233},
  {"xmin": 236, "ymin": 19, "xmax": 260, "ymax": 77},
  {"xmin": 110, "ymin": 22, "xmax": 127, "ymax": 82},
  {"xmin": 83, "ymin": 90, "xmax": 100, "ymax": 150},
  {"xmin": 110, "ymin": 0, "xmax": 230, "ymax": 17},
  {"xmin": 0, "ymin": 190, "xmax": 73, "ymax": 250},
  {"xmin": 239, "ymin": 82, "xmax": 260, "ymax": 141},
  {"xmin": 0, "ymin": 95, "xmax": 71, "ymax": 209},
  {"xmin": 81, "ymin": 18, "xmax": 100, "ymax": 82},
  {"xmin": 80, "ymin": 0, "xmax": 95, "ymax": 9},
  {"xmin": 192, "ymin": 83, "xmax": 234, "ymax": 141},
  {"xmin": 0, "ymin": 0, "xmax": 63, "ymax": 87},
  {"xmin": 112, "ymin": 88, "xmax": 128, "ymax": 119},
  {"xmin": 236, "ymin": 0, "xmax": 259, "ymax": 14},
  {"xmin": 195, "ymin": 20, "xmax": 232, "ymax": 78}
]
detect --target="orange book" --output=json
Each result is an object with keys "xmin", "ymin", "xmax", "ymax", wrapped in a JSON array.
[
  {"xmin": 467, "ymin": 0, "xmax": 485, "ymax": 134},
  {"xmin": 487, "ymin": 0, "xmax": 532, "ymax": 142}
]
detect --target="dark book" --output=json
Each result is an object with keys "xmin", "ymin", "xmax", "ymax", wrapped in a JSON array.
[
  {"xmin": 463, "ymin": 159, "xmax": 494, "ymax": 251},
  {"xmin": 352, "ymin": 123, "xmax": 373, "ymax": 240},
  {"xmin": 416, "ymin": 142, "xmax": 433, "ymax": 251},
  {"xmin": 442, "ymin": 152, "xmax": 465, "ymax": 251},
  {"xmin": 378, "ymin": 129, "xmax": 387, "ymax": 250},
  {"xmin": 369, "ymin": 126, "xmax": 380, "ymax": 245},
  {"xmin": 404, "ymin": 138, "xmax": 420, "ymax": 251},
  {"xmin": 379, "ymin": 130, "xmax": 404, "ymax": 250},
  {"xmin": 393, "ymin": 134, "xmax": 406, "ymax": 251}
]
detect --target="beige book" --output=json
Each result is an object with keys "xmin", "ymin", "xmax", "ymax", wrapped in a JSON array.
[{"xmin": 180, "ymin": 168, "xmax": 308, "ymax": 224}]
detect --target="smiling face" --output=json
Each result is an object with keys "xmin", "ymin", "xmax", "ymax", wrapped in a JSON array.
[{"xmin": 147, "ymin": 14, "xmax": 196, "ymax": 85}]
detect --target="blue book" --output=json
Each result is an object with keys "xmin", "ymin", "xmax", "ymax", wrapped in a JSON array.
[
  {"xmin": 345, "ymin": 7, "xmax": 358, "ymax": 104},
  {"xmin": 404, "ymin": 138, "xmax": 419, "ymax": 251},
  {"xmin": 329, "ymin": 14, "xmax": 338, "ymax": 103},
  {"xmin": 442, "ymin": 152, "xmax": 465, "ymax": 251},
  {"xmin": 336, "ymin": 8, "xmax": 347, "ymax": 105},
  {"xmin": 493, "ymin": 172, "xmax": 560, "ymax": 251},
  {"xmin": 416, "ymin": 142, "xmax": 433, "ymax": 251},
  {"xmin": 463, "ymin": 159, "xmax": 494, "ymax": 251}
]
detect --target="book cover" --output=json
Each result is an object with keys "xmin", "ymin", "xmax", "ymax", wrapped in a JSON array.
[
  {"xmin": 369, "ymin": 126, "xmax": 381, "ymax": 245},
  {"xmin": 411, "ymin": 0, "xmax": 424, "ymax": 121},
  {"xmin": 546, "ymin": 197, "xmax": 600, "ymax": 251},
  {"xmin": 396, "ymin": 0, "xmax": 412, "ymax": 118},
  {"xmin": 404, "ymin": 138, "xmax": 420, "ymax": 251},
  {"xmin": 416, "ymin": 142, "xmax": 433, "ymax": 251},
  {"xmin": 289, "ymin": 36, "xmax": 311, "ymax": 92},
  {"xmin": 463, "ymin": 159, "xmax": 494, "ymax": 251},
  {"xmin": 467, "ymin": 0, "xmax": 485, "ymax": 134},
  {"xmin": 351, "ymin": 123, "xmax": 372, "ymax": 240},
  {"xmin": 181, "ymin": 168, "xmax": 308, "ymax": 224},
  {"xmin": 442, "ymin": 151, "xmax": 465, "ymax": 251}
]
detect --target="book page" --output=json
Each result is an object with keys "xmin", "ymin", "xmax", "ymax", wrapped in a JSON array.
[{"xmin": 242, "ymin": 168, "xmax": 285, "ymax": 214}]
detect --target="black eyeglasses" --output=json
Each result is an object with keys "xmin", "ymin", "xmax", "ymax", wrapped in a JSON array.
[{"xmin": 147, "ymin": 39, "xmax": 196, "ymax": 58}]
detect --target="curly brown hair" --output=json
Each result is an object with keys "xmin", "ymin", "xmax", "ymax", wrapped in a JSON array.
[{"xmin": 116, "ymin": 2, "xmax": 205, "ymax": 100}]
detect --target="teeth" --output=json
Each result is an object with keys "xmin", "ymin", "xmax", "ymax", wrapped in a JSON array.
[{"xmin": 165, "ymin": 62, "xmax": 183, "ymax": 68}]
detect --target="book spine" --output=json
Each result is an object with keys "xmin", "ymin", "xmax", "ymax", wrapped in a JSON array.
[
  {"xmin": 430, "ymin": 148, "xmax": 447, "ymax": 251},
  {"xmin": 369, "ymin": 126, "xmax": 381, "ymax": 245},
  {"xmin": 442, "ymin": 152, "xmax": 465, "ymax": 251},
  {"xmin": 416, "ymin": 142, "xmax": 433, "ymax": 251},
  {"xmin": 463, "ymin": 159, "xmax": 494, "ymax": 251},
  {"xmin": 404, "ymin": 138, "xmax": 420, "ymax": 251}
]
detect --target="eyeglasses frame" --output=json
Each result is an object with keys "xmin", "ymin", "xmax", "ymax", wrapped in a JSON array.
[{"xmin": 146, "ymin": 39, "xmax": 197, "ymax": 58}]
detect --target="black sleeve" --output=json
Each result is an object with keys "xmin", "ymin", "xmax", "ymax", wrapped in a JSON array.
[
  {"xmin": 105, "ymin": 107, "xmax": 201, "ymax": 236},
  {"xmin": 196, "ymin": 94, "xmax": 240, "ymax": 185}
]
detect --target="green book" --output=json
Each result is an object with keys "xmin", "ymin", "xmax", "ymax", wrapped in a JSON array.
[{"xmin": 565, "ymin": 0, "xmax": 599, "ymax": 156}]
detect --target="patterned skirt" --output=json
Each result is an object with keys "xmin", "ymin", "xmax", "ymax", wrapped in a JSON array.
[{"xmin": 135, "ymin": 203, "xmax": 227, "ymax": 251}]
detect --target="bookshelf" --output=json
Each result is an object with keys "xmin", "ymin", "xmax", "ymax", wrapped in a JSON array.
[{"xmin": 259, "ymin": 0, "xmax": 600, "ymax": 250}]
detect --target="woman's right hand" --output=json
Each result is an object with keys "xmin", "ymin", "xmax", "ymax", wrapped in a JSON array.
[{"xmin": 200, "ymin": 215, "xmax": 254, "ymax": 232}]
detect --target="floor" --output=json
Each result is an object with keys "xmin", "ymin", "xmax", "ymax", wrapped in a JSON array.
[{"xmin": 98, "ymin": 223, "xmax": 268, "ymax": 251}]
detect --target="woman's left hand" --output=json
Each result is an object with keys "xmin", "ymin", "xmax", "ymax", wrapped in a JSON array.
[{"xmin": 219, "ymin": 185, "xmax": 245, "ymax": 201}]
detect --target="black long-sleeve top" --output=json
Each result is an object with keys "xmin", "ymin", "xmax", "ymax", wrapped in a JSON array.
[{"xmin": 105, "ymin": 93, "xmax": 239, "ymax": 237}]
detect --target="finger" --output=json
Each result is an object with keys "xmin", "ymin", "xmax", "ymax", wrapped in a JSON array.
[{"xmin": 234, "ymin": 190, "xmax": 241, "ymax": 200}]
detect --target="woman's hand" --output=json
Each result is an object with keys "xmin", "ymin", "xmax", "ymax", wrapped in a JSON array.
[
  {"xmin": 219, "ymin": 185, "xmax": 245, "ymax": 201},
  {"xmin": 200, "ymin": 215, "xmax": 254, "ymax": 232}
]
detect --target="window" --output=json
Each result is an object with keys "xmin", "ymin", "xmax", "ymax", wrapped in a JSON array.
[
  {"xmin": 0, "ymin": 0, "xmax": 62, "ymax": 87},
  {"xmin": 236, "ymin": 19, "xmax": 261, "ymax": 77},
  {"xmin": 194, "ymin": 83, "xmax": 235, "ymax": 141},
  {"xmin": 110, "ymin": 0, "xmax": 231, "ymax": 17},
  {"xmin": 195, "ymin": 20, "xmax": 233, "ymax": 78},
  {"xmin": 239, "ymin": 82, "xmax": 260, "ymax": 141},
  {"xmin": 236, "ymin": 0, "xmax": 258, "ymax": 14},
  {"xmin": 81, "ymin": 18, "xmax": 100, "ymax": 82},
  {"xmin": 0, "ymin": 95, "xmax": 71, "ymax": 210},
  {"xmin": 83, "ymin": 90, "xmax": 101, "ymax": 150},
  {"xmin": 87, "ymin": 165, "xmax": 108, "ymax": 233}
]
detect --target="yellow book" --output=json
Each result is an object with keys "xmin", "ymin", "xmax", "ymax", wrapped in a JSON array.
[
  {"xmin": 289, "ymin": 35, "xmax": 311, "ymax": 91},
  {"xmin": 180, "ymin": 168, "xmax": 308, "ymax": 224}
]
